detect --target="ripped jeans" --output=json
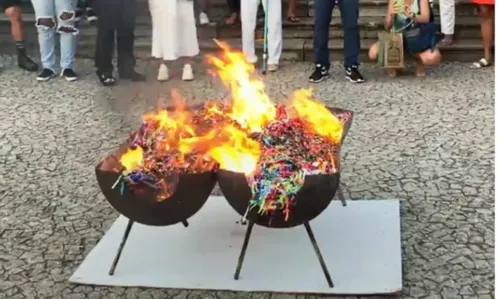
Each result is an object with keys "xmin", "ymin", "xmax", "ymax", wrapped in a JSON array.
[{"xmin": 31, "ymin": 0, "xmax": 78, "ymax": 71}]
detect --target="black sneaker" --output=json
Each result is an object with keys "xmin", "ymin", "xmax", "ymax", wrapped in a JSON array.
[
  {"xmin": 17, "ymin": 53, "xmax": 38, "ymax": 72},
  {"xmin": 61, "ymin": 68, "xmax": 78, "ymax": 82},
  {"xmin": 86, "ymin": 8, "xmax": 97, "ymax": 22},
  {"xmin": 36, "ymin": 68, "xmax": 56, "ymax": 82},
  {"xmin": 308, "ymin": 64, "xmax": 329, "ymax": 83},
  {"xmin": 345, "ymin": 67, "xmax": 365, "ymax": 83}
]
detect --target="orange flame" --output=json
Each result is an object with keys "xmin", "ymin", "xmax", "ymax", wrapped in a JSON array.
[{"xmin": 118, "ymin": 42, "xmax": 344, "ymax": 178}]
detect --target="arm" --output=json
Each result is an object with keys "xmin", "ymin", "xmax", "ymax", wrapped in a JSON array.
[
  {"xmin": 415, "ymin": 0, "xmax": 431, "ymax": 23},
  {"xmin": 384, "ymin": 0, "xmax": 395, "ymax": 30}
]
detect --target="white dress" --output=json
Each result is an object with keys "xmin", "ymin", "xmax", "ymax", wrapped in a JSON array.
[{"xmin": 149, "ymin": 0, "xmax": 200, "ymax": 61}]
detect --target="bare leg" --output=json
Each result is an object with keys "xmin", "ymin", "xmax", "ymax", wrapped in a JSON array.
[
  {"xmin": 479, "ymin": 5, "xmax": 494, "ymax": 61},
  {"xmin": 287, "ymin": 0, "xmax": 299, "ymax": 21},
  {"xmin": 5, "ymin": 6, "xmax": 38, "ymax": 71}
]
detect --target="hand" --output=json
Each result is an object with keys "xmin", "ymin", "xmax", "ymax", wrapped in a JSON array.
[{"xmin": 391, "ymin": 1, "xmax": 405, "ymax": 14}]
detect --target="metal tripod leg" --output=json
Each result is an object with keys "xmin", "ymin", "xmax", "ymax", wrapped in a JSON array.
[
  {"xmin": 304, "ymin": 222, "xmax": 334, "ymax": 288},
  {"xmin": 108, "ymin": 219, "xmax": 134, "ymax": 275},
  {"xmin": 336, "ymin": 186, "xmax": 347, "ymax": 206},
  {"xmin": 234, "ymin": 222, "xmax": 254, "ymax": 280}
]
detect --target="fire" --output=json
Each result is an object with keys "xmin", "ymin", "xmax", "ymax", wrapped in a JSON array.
[
  {"xmin": 120, "ymin": 146, "xmax": 143, "ymax": 172},
  {"xmin": 115, "ymin": 41, "xmax": 345, "ymax": 201},
  {"xmin": 208, "ymin": 125, "xmax": 261, "ymax": 174},
  {"xmin": 289, "ymin": 89, "xmax": 344, "ymax": 144},
  {"xmin": 207, "ymin": 40, "xmax": 276, "ymax": 133}
]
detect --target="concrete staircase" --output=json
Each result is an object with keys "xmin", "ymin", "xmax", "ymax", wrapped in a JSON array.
[{"xmin": 0, "ymin": 0, "xmax": 485, "ymax": 62}]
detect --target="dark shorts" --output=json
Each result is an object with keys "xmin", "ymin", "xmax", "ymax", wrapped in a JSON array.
[{"xmin": 0, "ymin": 0, "xmax": 21, "ymax": 11}]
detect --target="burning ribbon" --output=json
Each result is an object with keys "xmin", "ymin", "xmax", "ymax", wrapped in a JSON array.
[{"xmin": 111, "ymin": 41, "xmax": 345, "ymax": 221}]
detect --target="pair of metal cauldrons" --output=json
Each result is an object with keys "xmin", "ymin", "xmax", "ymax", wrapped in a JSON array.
[{"xmin": 95, "ymin": 106, "xmax": 353, "ymax": 287}]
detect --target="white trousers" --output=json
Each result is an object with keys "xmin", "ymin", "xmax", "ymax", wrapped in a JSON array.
[
  {"xmin": 149, "ymin": 0, "xmax": 200, "ymax": 61},
  {"xmin": 439, "ymin": 0, "xmax": 455, "ymax": 35},
  {"xmin": 241, "ymin": 0, "xmax": 282, "ymax": 64}
]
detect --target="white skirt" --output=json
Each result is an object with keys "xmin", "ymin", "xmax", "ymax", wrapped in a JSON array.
[{"xmin": 149, "ymin": 0, "xmax": 200, "ymax": 61}]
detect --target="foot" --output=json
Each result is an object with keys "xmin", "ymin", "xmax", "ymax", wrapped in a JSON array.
[
  {"xmin": 345, "ymin": 67, "xmax": 365, "ymax": 83},
  {"xmin": 18, "ymin": 54, "xmax": 38, "ymax": 72},
  {"xmin": 267, "ymin": 64, "xmax": 279, "ymax": 72},
  {"xmin": 182, "ymin": 64, "xmax": 194, "ymax": 81},
  {"xmin": 470, "ymin": 58, "xmax": 492, "ymax": 69},
  {"xmin": 157, "ymin": 64, "xmax": 169, "ymax": 81},
  {"xmin": 119, "ymin": 70, "xmax": 145, "ymax": 81},
  {"xmin": 439, "ymin": 35, "xmax": 454, "ymax": 47},
  {"xmin": 36, "ymin": 68, "xmax": 56, "ymax": 82},
  {"xmin": 308, "ymin": 64, "xmax": 329, "ymax": 83},
  {"xmin": 287, "ymin": 14, "xmax": 300, "ymax": 22},
  {"xmin": 199, "ymin": 12, "xmax": 210, "ymax": 25},
  {"xmin": 96, "ymin": 70, "xmax": 116, "ymax": 86},
  {"xmin": 224, "ymin": 13, "xmax": 239, "ymax": 25},
  {"xmin": 61, "ymin": 68, "xmax": 78, "ymax": 82},
  {"xmin": 415, "ymin": 62, "xmax": 425, "ymax": 77},
  {"xmin": 86, "ymin": 8, "xmax": 98, "ymax": 22}
]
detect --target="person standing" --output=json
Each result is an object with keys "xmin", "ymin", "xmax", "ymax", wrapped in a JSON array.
[
  {"xmin": 241, "ymin": 0, "xmax": 282, "ymax": 71},
  {"xmin": 308, "ymin": 0, "xmax": 365, "ymax": 83},
  {"xmin": 470, "ymin": 0, "xmax": 494, "ymax": 68},
  {"xmin": 31, "ymin": 0, "xmax": 78, "ymax": 82},
  {"xmin": 439, "ymin": 0, "xmax": 455, "ymax": 46},
  {"xmin": 149, "ymin": 0, "xmax": 199, "ymax": 81},
  {"xmin": 93, "ymin": 0, "xmax": 144, "ymax": 86},
  {"xmin": 0, "ymin": 0, "xmax": 38, "ymax": 72}
]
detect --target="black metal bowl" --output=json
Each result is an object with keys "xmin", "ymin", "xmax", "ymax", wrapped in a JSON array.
[
  {"xmin": 217, "ymin": 169, "xmax": 340, "ymax": 228},
  {"xmin": 96, "ymin": 158, "xmax": 216, "ymax": 226}
]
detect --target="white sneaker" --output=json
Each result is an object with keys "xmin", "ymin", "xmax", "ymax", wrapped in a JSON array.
[
  {"xmin": 199, "ymin": 12, "xmax": 210, "ymax": 25},
  {"xmin": 182, "ymin": 64, "xmax": 194, "ymax": 81},
  {"xmin": 157, "ymin": 64, "xmax": 169, "ymax": 81}
]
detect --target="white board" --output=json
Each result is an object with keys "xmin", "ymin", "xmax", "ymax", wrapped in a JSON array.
[{"xmin": 70, "ymin": 197, "xmax": 402, "ymax": 295}]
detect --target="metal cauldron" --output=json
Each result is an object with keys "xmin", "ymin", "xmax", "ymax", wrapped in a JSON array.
[
  {"xmin": 96, "ymin": 155, "xmax": 216, "ymax": 226},
  {"xmin": 217, "ymin": 106, "xmax": 352, "ymax": 228}
]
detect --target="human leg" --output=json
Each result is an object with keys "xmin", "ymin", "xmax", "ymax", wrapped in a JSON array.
[
  {"xmin": 439, "ymin": 0, "xmax": 455, "ymax": 46},
  {"xmin": 55, "ymin": 0, "xmax": 78, "ymax": 80},
  {"xmin": 178, "ymin": 0, "xmax": 199, "ymax": 80},
  {"xmin": 287, "ymin": 0, "xmax": 299, "ymax": 22},
  {"xmin": 224, "ymin": 0, "xmax": 239, "ymax": 25},
  {"xmin": 263, "ymin": 0, "xmax": 282, "ymax": 66},
  {"xmin": 117, "ymin": 0, "xmax": 144, "ymax": 80},
  {"xmin": 31, "ymin": 0, "xmax": 58, "ymax": 80},
  {"xmin": 3, "ymin": 2, "xmax": 38, "ymax": 71},
  {"xmin": 240, "ymin": 0, "xmax": 260, "ymax": 64}
]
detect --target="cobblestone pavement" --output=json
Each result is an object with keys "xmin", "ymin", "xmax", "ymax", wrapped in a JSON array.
[{"xmin": 0, "ymin": 54, "xmax": 494, "ymax": 299}]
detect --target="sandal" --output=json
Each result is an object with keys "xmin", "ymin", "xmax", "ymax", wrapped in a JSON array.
[
  {"xmin": 224, "ymin": 13, "xmax": 239, "ymax": 25},
  {"xmin": 96, "ymin": 70, "xmax": 116, "ymax": 86},
  {"xmin": 287, "ymin": 15, "xmax": 300, "ymax": 22},
  {"xmin": 470, "ymin": 58, "xmax": 492, "ymax": 69},
  {"xmin": 439, "ymin": 36, "xmax": 454, "ymax": 47}
]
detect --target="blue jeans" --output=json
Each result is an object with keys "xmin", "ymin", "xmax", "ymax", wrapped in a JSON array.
[
  {"xmin": 31, "ymin": 0, "xmax": 78, "ymax": 71},
  {"xmin": 313, "ymin": 0, "xmax": 360, "ymax": 69}
]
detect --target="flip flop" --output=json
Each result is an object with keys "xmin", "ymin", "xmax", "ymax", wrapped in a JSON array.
[
  {"xmin": 287, "ymin": 16, "xmax": 300, "ymax": 22},
  {"xmin": 470, "ymin": 58, "xmax": 492, "ymax": 69}
]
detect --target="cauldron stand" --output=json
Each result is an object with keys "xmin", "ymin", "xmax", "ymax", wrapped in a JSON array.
[
  {"xmin": 108, "ymin": 219, "xmax": 189, "ymax": 275},
  {"xmin": 234, "ymin": 221, "xmax": 334, "ymax": 287}
]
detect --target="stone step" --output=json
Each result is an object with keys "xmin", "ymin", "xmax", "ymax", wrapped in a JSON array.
[{"xmin": 14, "ymin": 0, "xmax": 477, "ymax": 18}]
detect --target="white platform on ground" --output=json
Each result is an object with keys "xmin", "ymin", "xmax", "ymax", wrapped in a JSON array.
[{"xmin": 69, "ymin": 197, "xmax": 402, "ymax": 295}]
